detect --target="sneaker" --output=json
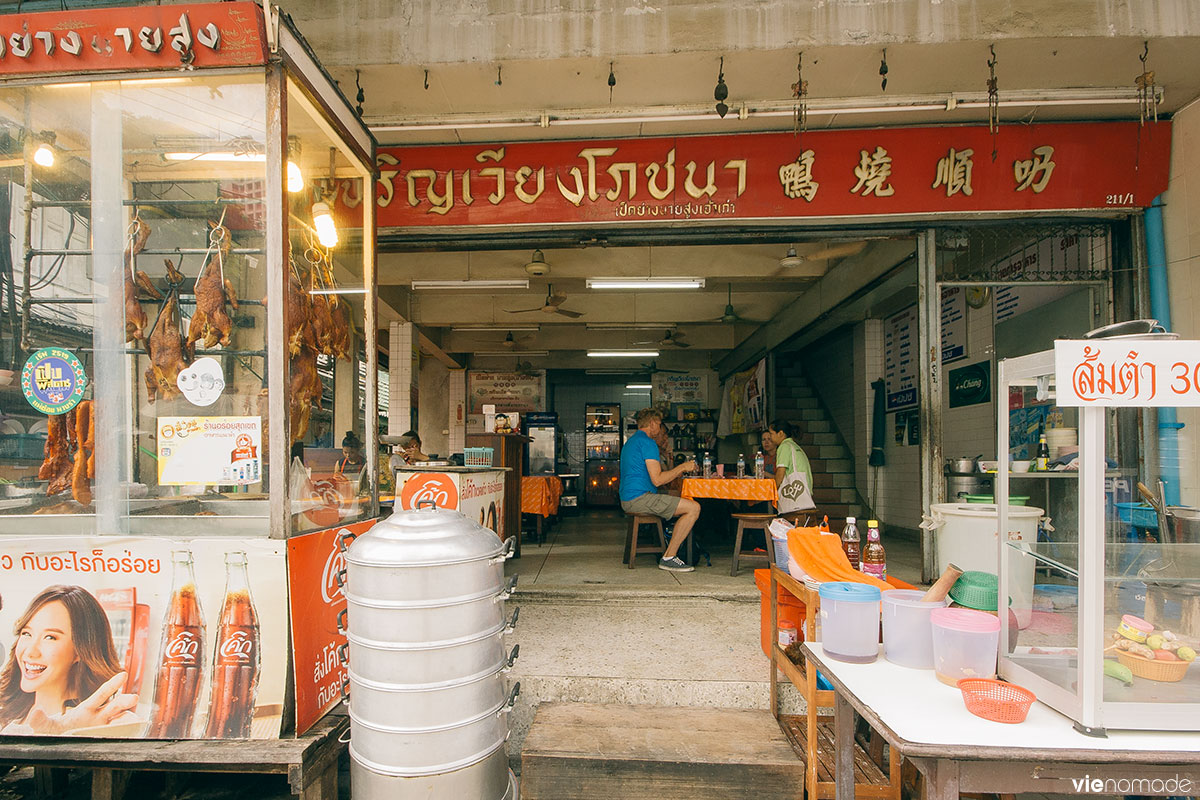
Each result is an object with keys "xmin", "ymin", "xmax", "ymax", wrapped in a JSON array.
[{"xmin": 658, "ymin": 556, "xmax": 694, "ymax": 573}]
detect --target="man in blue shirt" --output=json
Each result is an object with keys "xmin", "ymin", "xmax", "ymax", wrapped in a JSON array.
[{"xmin": 619, "ymin": 407, "xmax": 700, "ymax": 572}]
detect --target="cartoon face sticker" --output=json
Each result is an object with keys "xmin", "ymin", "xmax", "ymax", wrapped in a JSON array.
[{"xmin": 176, "ymin": 357, "xmax": 226, "ymax": 407}]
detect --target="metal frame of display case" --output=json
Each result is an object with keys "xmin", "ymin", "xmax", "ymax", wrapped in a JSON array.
[{"xmin": 996, "ymin": 346, "xmax": 1198, "ymax": 734}]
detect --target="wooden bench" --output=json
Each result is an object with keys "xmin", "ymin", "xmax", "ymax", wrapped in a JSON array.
[{"xmin": 0, "ymin": 711, "xmax": 346, "ymax": 800}]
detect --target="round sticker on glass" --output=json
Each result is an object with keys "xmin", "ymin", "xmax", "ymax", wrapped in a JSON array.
[
  {"xmin": 21, "ymin": 347, "xmax": 87, "ymax": 415},
  {"xmin": 177, "ymin": 357, "xmax": 226, "ymax": 407}
]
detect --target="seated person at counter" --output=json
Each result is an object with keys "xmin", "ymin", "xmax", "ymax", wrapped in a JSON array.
[
  {"xmin": 335, "ymin": 431, "xmax": 366, "ymax": 475},
  {"xmin": 389, "ymin": 430, "xmax": 429, "ymax": 471},
  {"xmin": 767, "ymin": 419, "xmax": 817, "ymax": 519},
  {"xmin": 619, "ymin": 408, "xmax": 700, "ymax": 573},
  {"xmin": 760, "ymin": 429, "xmax": 777, "ymax": 475}
]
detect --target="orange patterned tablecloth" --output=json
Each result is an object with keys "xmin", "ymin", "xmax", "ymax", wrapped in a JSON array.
[
  {"xmin": 680, "ymin": 477, "xmax": 777, "ymax": 505},
  {"xmin": 522, "ymin": 475, "xmax": 563, "ymax": 517}
]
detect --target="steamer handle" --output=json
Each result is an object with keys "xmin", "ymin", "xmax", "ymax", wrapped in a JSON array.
[
  {"xmin": 337, "ymin": 530, "xmax": 358, "ymax": 552},
  {"xmin": 334, "ymin": 568, "xmax": 346, "ymax": 588},
  {"xmin": 340, "ymin": 673, "xmax": 350, "ymax": 702},
  {"xmin": 496, "ymin": 575, "xmax": 519, "ymax": 602},
  {"xmin": 504, "ymin": 606, "xmax": 520, "ymax": 634},
  {"xmin": 416, "ymin": 499, "xmax": 440, "ymax": 510},
  {"xmin": 504, "ymin": 643, "xmax": 520, "ymax": 669},
  {"xmin": 336, "ymin": 608, "xmax": 348, "ymax": 635},
  {"xmin": 490, "ymin": 536, "xmax": 517, "ymax": 563},
  {"xmin": 498, "ymin": 681, "xmax": 521, "ymax": 715},
  {"xmin": 337, "ymin": 642, "xmax": 349, "ymax": 666}
]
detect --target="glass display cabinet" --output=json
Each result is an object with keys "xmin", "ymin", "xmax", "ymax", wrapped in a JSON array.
[
  {"xmin": 997, "ymin": 342, "xmax": 1200, "ymax": 734},
  {"xmin": 0, "ymin": 2, "xmax": 377, "ymax": 539}
]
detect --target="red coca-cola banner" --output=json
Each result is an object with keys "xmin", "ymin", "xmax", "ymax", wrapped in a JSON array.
[
  {"xmin": 0, "ymin": 536, "xmax": 287, "ymax": 739},
  {"xmin": 0, "ymin": 2, "xmax": 266, "ymax": 76},
  {"xmin": 371, "ymin": 122, "xmax": 1170, "ymax": 228},
  {"xmin": 287, "ymin": 519, "xmax": 376, "ymax": 736}
]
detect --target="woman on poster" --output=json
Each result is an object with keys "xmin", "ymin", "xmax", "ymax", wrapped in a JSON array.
[{"xmin": 0, "ymin": 585, "xmax": 139, "ymax": 734}]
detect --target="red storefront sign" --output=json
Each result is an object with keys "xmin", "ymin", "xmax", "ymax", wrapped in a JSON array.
[
  {"xmin": 373, "ymin": 122, "xmax": 1170, "ymax": 228},
  {"xmin": 287, "ymin": 519, "xmax": 376, "ymax": 735},
  {"xmin": 0, "ymin": 2, "xmax": 266, "ymax": 75}
]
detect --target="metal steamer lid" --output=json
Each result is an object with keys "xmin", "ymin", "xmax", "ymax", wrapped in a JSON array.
[{"xmin": 346, "ymin": 502, "xmax": 505, "ymax": 566}]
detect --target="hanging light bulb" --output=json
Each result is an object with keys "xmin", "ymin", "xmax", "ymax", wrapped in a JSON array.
[
  {"xmin": 287, "ymin": 160, "xmax": 304, "ymax": 193},
  {"xmin": 31, "ymin": 132, "xmax": 55, "ymax": 167},
  {"xmin": 312, "ymin": 200, "xmax": 338, "ymax": 248}
]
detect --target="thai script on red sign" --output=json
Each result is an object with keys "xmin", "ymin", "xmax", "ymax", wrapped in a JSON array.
[
  {"xmin": 0, "ymin": 2, "xmax": 266, "ymax": 75},
  {"xmin": 370, "ymin": 122, "xmax": 1170, "ymax": 228},
  {"xmin": 1054, "ymin": 340, "xmax": 1200, "ymax": 407}
]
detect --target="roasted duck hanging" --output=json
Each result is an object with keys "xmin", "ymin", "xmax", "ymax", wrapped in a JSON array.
[
  {"xmin": 72, "ymin": 400, "xmax": 94, "ymax": 505},
  {"xmin": 282, "ymin": 259, "xmax": 316, "ymax": 356},
  {"xmin": 186, "ymin": 221, "xmax": 239, "ymax": 350},
  {"xmin": 38, "ymin": 412, "xmax": 74, "ymax": 497},
  {"xmin": 289, "ymin": 345, "xmax": 321, "ymax": 442},
  {"xmin": 123, "ymin": 218, "xmax": 161, "ymax": 346},
  {"xmin": 145, "ymin": 259, "xmax": 192, "ymax": 403}
]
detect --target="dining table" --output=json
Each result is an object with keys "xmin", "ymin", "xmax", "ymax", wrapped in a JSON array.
[{"xmin": 680, "ymin": 476, "xmax": 778, "ymax": 505}]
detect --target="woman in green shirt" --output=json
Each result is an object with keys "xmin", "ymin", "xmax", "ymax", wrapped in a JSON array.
[{"xmin": 766, "ymin": 419, "xmax": 816, "ymax": 518}]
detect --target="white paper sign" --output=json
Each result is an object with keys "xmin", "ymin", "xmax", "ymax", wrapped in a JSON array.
[
  {"xmin": 177, "ymin": 357, "xmax": 226, "ymax": 407},
  {"xmin": 1054, "ymin": 339, "xmax": 1200, "ymax": 407},
  {"xmin": 158, "ymin": 416, "xmax": 262, "ymax": 485}
]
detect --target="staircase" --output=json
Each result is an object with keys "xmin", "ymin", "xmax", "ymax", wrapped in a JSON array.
[{"xmin": 774, "ymin": 364, "xmax": 868, "ymax": 524}]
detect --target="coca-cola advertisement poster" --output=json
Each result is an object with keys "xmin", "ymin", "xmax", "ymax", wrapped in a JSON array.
[
  {"xmin": 0, "ymin": 537, "xmax": 287, "ymax": 739},
  {"xmin": 286, "ymin": 519, "xmax": 376, "ymax": 736}
]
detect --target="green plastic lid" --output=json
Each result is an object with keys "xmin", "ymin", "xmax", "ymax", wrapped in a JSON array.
[{"xmin": 949, "ymin": 570, "xmax": 999, "ymax": 612}]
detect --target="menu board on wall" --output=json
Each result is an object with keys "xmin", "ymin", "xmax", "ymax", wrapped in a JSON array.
[
  {"xmin": 651, "ymin": 371, "xmax": 709, "ymax": 406},
  {"xmin": 941, "ymin": 287, "xmax": 967, "ymax": 363},
  {"xmin": 885, "ymin": 307, "xmax": 918, "ymax": 411},
  {"xmin": 993, "ymin": 233, "xmax": 1109, "ymax": 322},
  {"xmin": 467, "ymin": 371, "xmax": 544, "ymax": 432}
]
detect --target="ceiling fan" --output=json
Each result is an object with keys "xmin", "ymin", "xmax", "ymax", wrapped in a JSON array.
[
  {"xmin": 634, "ymin": 329, "xmax": 690, "ymax": 348},
  {"xmin": 506, "ymin": 283, "xmax": 583, "ymax": 318},
  {"xmin": 778, "ymin": 241, "xmax": 869, "ymax": 269},
  {"xmin": 641, "ymin": 360, "xmax": 689, "ymax": 374},
  {"xmin": 715, "ymin": 283, "xmax": 763, "ymax": 324}
]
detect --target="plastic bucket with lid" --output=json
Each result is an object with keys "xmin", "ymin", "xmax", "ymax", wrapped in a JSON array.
[
  {"xmin": 882, "ymin": 589, "xmax": 949, "ymax": 669},
  {"xmin": 924, "ymin": 503, "xmax": 1041, "ymax": 628},
  {"xmin": 818, "ymin": 582, "xmax": 881, "ymax": 664},
  {"xmin": 931, "ymin": 607, "xmax": 1000, "ymax": 687}
]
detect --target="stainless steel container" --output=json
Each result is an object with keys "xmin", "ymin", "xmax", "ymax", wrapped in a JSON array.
[
  {"xmin": 343, "ymin": 576, "xmax": 516, "ymax": 643},
  {"xmin": 344, "ymin": 503, "xmax": 519, "ymax": 800},
  {"xmin": 349, "ymin": 685, "xmax": 518, "ymax": 771},
  {"xmin": 347, "ymin": 666, "xmax": 515, "ymax": 729},
  {"xmin": 350, "ymin": 742, "xmax": 513, "ymax": 800}
]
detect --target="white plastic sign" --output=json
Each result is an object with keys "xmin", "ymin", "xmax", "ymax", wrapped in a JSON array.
[{"xmin": 1054, "ymin": 339, "xmax": 1200, "ymax": 407}]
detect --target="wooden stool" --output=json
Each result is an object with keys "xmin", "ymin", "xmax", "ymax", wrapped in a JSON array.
[
  {"xmin": 731, "ymin": 513, "xmax": 775, "ymax": 577},
  {"xmin": 624, "ymin": 514, "xmax": 666, "ymax": 569}
]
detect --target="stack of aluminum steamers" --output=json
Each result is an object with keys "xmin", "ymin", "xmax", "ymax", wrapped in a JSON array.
[{"xmin": 340, "ymin": 502, "xmax": 520, "ymax": 799}]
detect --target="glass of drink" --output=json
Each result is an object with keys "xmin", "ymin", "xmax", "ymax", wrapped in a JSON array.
[{"xmin": 715, "ymin": 463, "xmax": 725, "ymax": 478}]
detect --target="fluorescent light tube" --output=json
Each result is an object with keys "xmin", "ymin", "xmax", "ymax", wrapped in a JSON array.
[
  {"xmin": 474, "ymin": 350, "xmax": 549, "ymax": 357},
  {"xmin": 412, "ymin": 279, "xmax": 530, "ymax": 290},
  {"xmin": 451, "ymin": 325, "xmax": 539, "ymax": 332},
  {"xmin": 626, "ymin": 383, "xmax": 653, "ymax": 389},
  {"xmin": 587, "ymin": 350, "xmax": 659, "ymax": 358},
  {"xmin": 586, "ymin": 278, "xmax": 704, "ymax": 290},
  {"xmin": 585, "ymin": 323, "xmax": 675, "ymax": 331}
]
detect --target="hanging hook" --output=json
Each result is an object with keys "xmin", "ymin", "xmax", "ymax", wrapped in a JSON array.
[{"xmin": 424, "ymin": 69, "xmax": 429, "ymax": 90}]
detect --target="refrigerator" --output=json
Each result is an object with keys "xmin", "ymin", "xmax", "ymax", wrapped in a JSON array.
[
  {"xmin": 524, "ymin": 412, "xmax": 558, "ymax": 476},
  {"xmin": 584, "ymin": 403, "xmax": 621, "ymax": 506}
]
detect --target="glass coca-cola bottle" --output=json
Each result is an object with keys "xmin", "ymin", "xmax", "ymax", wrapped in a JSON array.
[
  {"xmin": 148, "ymin": 550, "xmax": 206, "ymax": 738},
  {"xmin": 205, "ymin": 551, "xmax": 261, "ymax": 738}
]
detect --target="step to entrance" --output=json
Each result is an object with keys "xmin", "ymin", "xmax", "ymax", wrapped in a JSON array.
[{"xmin": 520, "ymin": 703, "xmax": 805, "ymax": 800}]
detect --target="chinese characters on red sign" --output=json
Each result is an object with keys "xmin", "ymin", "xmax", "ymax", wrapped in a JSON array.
[
  {"xmin": 369, "ymin": 122, "xmax": 1169, "ymax": 228},
  {"xmin": 0, "ymin": 2, "xmax": 266, "ymax": 75}
]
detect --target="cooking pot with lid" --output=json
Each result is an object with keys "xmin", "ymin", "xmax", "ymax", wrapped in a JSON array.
[{"xmin": 342, "ymin": 576, "xmax": 516, "ymax": 644}]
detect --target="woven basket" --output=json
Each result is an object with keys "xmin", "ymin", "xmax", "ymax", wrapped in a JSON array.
[
  {"xmin": 1117, "ymin": 650, "xmax": 1191, "ymax": 682},
  {"xmin": 956, "ymin": 678, "xmax": 1036, "ymax": 724}
]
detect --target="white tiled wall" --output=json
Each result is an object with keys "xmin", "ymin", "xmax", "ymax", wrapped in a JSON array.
[
  {"xmin": 387, "ymin": 321, "xmax": 415, "ymax": 436},
  {"xmin": 1161, "ymin": 99, "xmax": 1200, "ymax": 506}
]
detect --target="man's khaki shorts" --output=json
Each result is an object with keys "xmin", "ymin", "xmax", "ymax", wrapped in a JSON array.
[{"xmin": 620, "ymin": 492, "xmax": 681, "ymax": 519}]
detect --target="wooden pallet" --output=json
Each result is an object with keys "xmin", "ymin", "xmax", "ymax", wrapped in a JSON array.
[
  {"xmin": 521, "ymin": 702, "xmax": 805, "ymax": 800},
  {"xmin": 0, "ymin": 712, "xmax": 346, "ymax": 800}
]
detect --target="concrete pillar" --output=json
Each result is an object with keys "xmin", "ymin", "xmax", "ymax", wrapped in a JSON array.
[{"xmin": 389, "ymin": 320, "xmax": 416, "ymax": 435}]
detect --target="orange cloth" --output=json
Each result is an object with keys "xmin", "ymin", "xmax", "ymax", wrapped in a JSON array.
[
  {"xmin": 521, "ymin": 476, "xmax": 563, "ymax": 517},
  {"xmin": 785, "ymin": 525, "xmax": 893, "ymax": 592},
  {"xmin": 680, "ymin": 477, "xmax": 778, "ymax": 504}
]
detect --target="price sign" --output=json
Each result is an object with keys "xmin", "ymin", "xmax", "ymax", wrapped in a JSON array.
[{"xmin": 1054, "ymin": 339, "xmax": 1200, "ymax": 407}]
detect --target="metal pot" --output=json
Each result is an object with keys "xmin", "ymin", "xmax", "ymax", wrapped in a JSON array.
[
  {"xmin": 350, "ymin": 741, "xmax": 511, "ymax": 799},
  {"xmin": 947, "ymin": 458, "xmax": 977, "ymax": 473},
  {"xmin": 347, "ymin": 666, "xmax": 514, "ymax": 729},
  {"xmin": 341, "ymin": 576, "xmax": 516, "ymax": 645},
  {"xmin": 349, "ymin": 685, "xmax": 519, "ymax": 772},
  {"xmin": 343, "ymin": 616, "xmax": 519, "ymax": 685},
  {"xmin": 342, "ymin": 504, "xmax": 515, "ymax": 604},
  {"xmin": 1164, "ymin": 506, "xmax": 1200, "ymax": 545}
]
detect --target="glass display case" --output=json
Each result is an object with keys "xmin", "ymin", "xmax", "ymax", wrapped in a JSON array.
[
  {"xmin": 0, "ymin": 4, "xmax": 377, "ymax": 539},
  {"xmin": 997, "ymin": 344, "xmax": 1200, "ymax": 734}
]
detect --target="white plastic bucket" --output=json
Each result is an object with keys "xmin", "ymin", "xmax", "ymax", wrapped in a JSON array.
[
  {"xmin": 882, "ymin": 589, "xmax": 949, "ymax": 669},
  {"xmin": 926, "ymin": 503, "xmax": 1041, "ymax": 628}
]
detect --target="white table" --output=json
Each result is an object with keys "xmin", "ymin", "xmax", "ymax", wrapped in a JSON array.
[{"xmin": 801, "ymin": 643, "xmax": 1200, "ymax": 800}]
